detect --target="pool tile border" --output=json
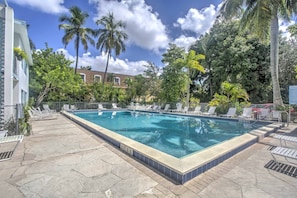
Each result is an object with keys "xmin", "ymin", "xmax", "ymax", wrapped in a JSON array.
[{"xmin": 62, "ymin": 110, "xmax": 283, "ymax": 184}]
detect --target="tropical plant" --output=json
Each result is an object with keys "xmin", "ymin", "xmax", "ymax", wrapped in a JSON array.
[
  {"xmin": 20, "ymin": 104, "xmax": 33, "ymax": 135},
  {"xmin": 209, "ymin": 81, "xmax": 250, "ymax": 113},
  {"xmin": 59, "ymin": 6, "xmax": 95, "ymax": 74},
  {"xmin": 220, "ymin": 0, "xmax": 297, "ymax": 107},
  {"xmin": 174, "ymin": 50, "xmax": 205, "ymax": 106},
  {"xmin": 95, "ymin": 12, "xmax": 128, "ymax": 86},
  {"xmin": 189, "ymin": 97, "xmax": 200, "ymax": 109},
  {"xmin": 14, "ymin": 47, "xmax": 27, "ymax": 61}
]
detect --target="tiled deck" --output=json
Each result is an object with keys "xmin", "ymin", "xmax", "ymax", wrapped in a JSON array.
[{"xmin": 0, "ymin": 113, "xmax": 296, "ymax": 197}]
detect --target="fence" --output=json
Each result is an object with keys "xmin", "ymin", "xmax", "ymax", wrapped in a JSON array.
[
  {"xmin": 1, "ymin": 104, "xmax": 24, "ymax": 135},
  {"xmin": 39, "ymin": 101, "xmax": 210, "ymax": 111}
]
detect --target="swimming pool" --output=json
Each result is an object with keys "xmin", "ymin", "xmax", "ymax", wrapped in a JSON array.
[
  {"xmin": 74, "ymin": 111, "xmax": 268, "ymax": 158},
  {"xmin": 63, "ymin": 110, "xmax": 283, "ymax": 184}
]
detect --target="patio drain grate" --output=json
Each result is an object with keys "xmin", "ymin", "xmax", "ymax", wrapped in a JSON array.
[
  {"xmin": 265, "ymin": 160, "xmax": 297, "ymax": 178},
  {"xmin": 267, "ymin": 145, "xmax": 276, "ymax": 151},
  {"xmin": 0, "ymin": 151, "xmax": 13, "ymax": 161}
]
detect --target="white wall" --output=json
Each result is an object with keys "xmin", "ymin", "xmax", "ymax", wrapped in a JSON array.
[
  {"xmin": 2, "ymin": 5, "xmax": 14, "ymax": 120},
  {"xmin": 1, "ymin": 5, "xmax": 31, "ymax": 122},
  {"xmin": 13, "ymin": 33, "xmax": 29, "ymax": 105}
]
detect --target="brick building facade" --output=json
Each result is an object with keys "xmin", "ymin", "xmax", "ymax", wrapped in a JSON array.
[{"xmin": 77, "ymin": 69, "xmax": 134, "ymax": 89}]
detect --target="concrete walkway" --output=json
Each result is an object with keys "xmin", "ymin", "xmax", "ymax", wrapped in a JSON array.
[{"xmin": 0, "ymin": 114, "xmax": 296, "ymax": 197}]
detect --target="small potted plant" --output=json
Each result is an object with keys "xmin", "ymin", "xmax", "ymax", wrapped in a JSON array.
[{"xmin": 13, "ymin": 47, "xmax": 27, "ymax": 61}]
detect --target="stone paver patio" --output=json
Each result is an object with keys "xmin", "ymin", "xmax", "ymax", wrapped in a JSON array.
[{"xmin": 0, "ymin": 114, "xmax": 296, "ymax": 197}]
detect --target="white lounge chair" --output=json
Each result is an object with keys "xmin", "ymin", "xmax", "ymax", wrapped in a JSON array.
[
  {"xmin": 62, "ymin": 104, "xmax": 70, "ymax": 111},
  {"xmin": 152, "ymin": 105, "xmax": 160, "ymax": 111},
  {"xmin": 181, "ymin": 106, "xmax": 189, "ymax": 113},
  {"xmin": 271, "ymin": 110, "xmax": 281, "ymax": 122},
  {"xmin": 112, "ymin": 103, "xmax": 119, "ymax": 109},
  {"xmin": 28, "ymin": 108, "xmax": 57, "ymax": 120},
  {"xmin": 274, "ymin": 134, "xmax": 297, "ymax": 147},
  {"xmin": 202, "ymin": 106, "xmax": 216, "ymax": 116},
  {"xmin": 163, "ymin": 104, "xmax": 170, "ymax": 111},
  {"xmin": 271, "ymin": 146, "xmax": 297, "ymax": 168},
  {"xmin": 239, "ymin": 107, "xmax": 252, "ymax": 119},
  {"xmin": 172, "ymin": 103, "xmax": 183, "ymax": 112},
  {"xmin": 0, "ymin": 135, "xmax": 24, "ymax": 161},
  {"xmin": 98, "ymin": 103, "xmax": 106, "ymax": 110},
  {"xmin": 145, "ymin": 105, "xmax": 153, "ymax": 110},
  {"xmin": 190, "ymin": 106, "xmax": 202, "ymax": 114},
  {"xmin": 70, "ymin": 105, "xmax": 77, "ymax": 111},
  {"xmin": 259, "ymin": 108, "xmax": 270, "ymax": 120},
  {"xmin": 43, "ymin": 104, "xmax": 56, "ymax": 113},
  {"xmin": 221, "ymin": 107, "xmax": 236, "ymax": 118}
]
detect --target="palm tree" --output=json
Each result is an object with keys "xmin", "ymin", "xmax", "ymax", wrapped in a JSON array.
[
  {"xmin": 220, "ymin": 0, "xmax": 297, "ymax": 107},
  {"xmin": 95, "ymin": 12, "xmax": 128, "ymax": 87},
  {"xmin": 59, "ymin": 6, "xmax": 95, "ymax": 74}
]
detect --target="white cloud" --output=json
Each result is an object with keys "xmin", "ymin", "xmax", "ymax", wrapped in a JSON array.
[
  {"xmin": 89, "ymin": 0, "xmax": 169, "ymax": 52},
  {"xmin": 174, "ymin": 4, "xmax": 218, "ymax": 36},
  {"xmin": 170, "ymin": 3, "xmax": 223, "ymax": 51},
  {"xmin": 173, "ymin": 35, "xmax": 197, "ymax": 51},
  {"xmin": 279, "ymin": 19, "xmax": 295, "ymax": 39},
  {"xmin": 58, "ymin": 49, "xmax": 147, "ymax": 76},
  {"xmin": 8, "ymin": 0, "xmax": 68, "ymax": 14}
]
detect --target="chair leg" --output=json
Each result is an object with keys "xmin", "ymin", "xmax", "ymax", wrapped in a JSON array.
[{"xmin": 271, "ymin": 153, "xmax": 281, "ymax": 169}]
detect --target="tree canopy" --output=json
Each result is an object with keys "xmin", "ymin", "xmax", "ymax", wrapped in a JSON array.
[
  {"xmin": 219, "ymin": 0, "xmax": 297, "ymax": 107},
  {"xmin": 30, "ymin": 45, "xmax": 83, "ymax": 107},
  {"xmin": 190, "ymin": 20, "xmax": 271, "ymax": 103}
]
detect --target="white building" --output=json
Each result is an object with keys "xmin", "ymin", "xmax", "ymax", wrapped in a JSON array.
[{"xmin": 0, "ymin": 2, "xmax": 33, "ymax": 128}]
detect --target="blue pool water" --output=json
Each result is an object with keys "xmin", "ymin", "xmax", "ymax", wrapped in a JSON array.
[{"xmin": 74, "ymin": 111, "xmax": 268, "ymax": 158}]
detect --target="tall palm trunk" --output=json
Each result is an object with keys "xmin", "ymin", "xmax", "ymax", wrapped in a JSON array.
[
  {"xmin": 74, "ymin": 34, "xmax": 80, "ymax": 74},
  {"xmin": 270, "ymin": 15, "xmax": 283, "ymax": 107},
  {"xmin": 186, "ymin": 69, "xmax": 190, "ymax": 107},
  {"xmin": 102, "ymin": 50, "xmax": 111, "ymax": 87}
]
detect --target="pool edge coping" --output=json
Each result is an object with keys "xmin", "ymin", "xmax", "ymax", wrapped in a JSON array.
[{"xmin": 61, "ymin": 110, "xmax": 284, "ymax": 184}]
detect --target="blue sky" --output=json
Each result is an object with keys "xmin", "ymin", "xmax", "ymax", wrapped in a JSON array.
[{"xmin": 6, "ymin": 0, "xmax": 292, "ymax": 76}]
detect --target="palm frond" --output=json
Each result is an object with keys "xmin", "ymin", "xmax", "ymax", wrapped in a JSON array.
[
  {"xmin": 58, "ymin": 6, "xmax": 95, "ymax": 73},
  {"xmin": 220, "ymin": 0, "xmax": 245, "ymax": 19}
]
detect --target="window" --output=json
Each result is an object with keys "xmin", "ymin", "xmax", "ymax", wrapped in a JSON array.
[
  {"xmin": 94, "ymin": 75, "xmax": 101, "ymax": 83},
  {"xmin": 21, "ymin": 90, "xmax": 27, "ymax": 104},
  {"xmin": 13, "ymin": 57, "xmax": 18, "ymax": 76},
  {"xmin": 80, "ymin": 73, "xmax": 86, "ymax": 82},
  {"xmin": 114, "ymin": 77, "xmax": 120, "ymax": 85},
  {"xmin": 22, "ymin": 60, "xmax": 28, "ymax": 75}
]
